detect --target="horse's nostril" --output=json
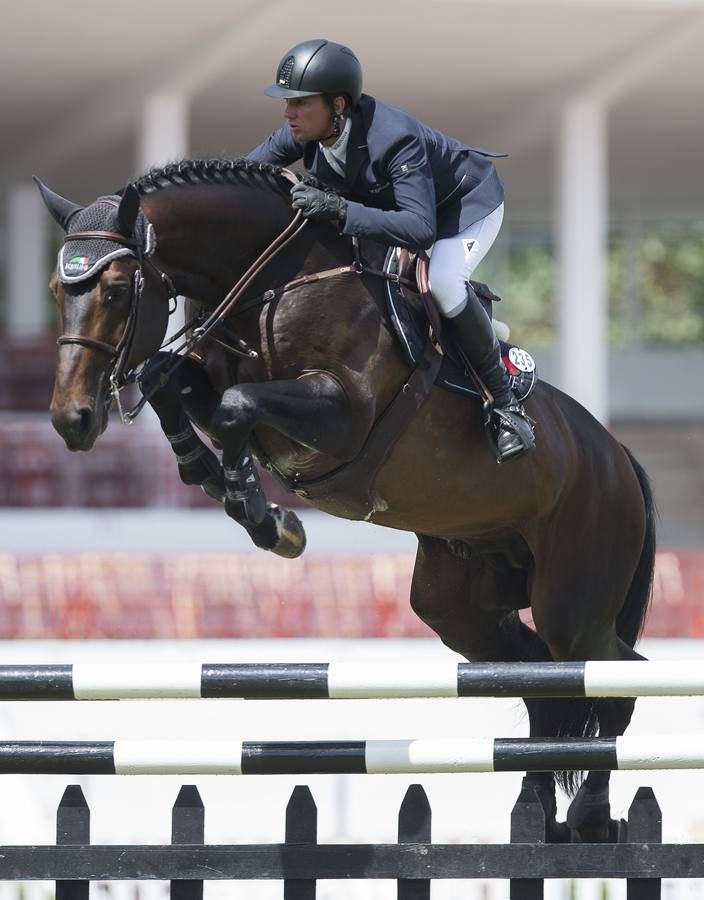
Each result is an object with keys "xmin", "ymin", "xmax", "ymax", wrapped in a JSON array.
[
  {"xmin": 51, "ymin": 403, "xmax": 98, "ymax": 450},
  {"xmin": 77, "ymin": 407, "xmax": 93, "ymax": 437}
]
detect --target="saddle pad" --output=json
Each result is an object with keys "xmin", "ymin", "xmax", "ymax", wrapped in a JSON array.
[{"xmin": 383, "ymin": 247, "xmax": 538, "ymax": 401}]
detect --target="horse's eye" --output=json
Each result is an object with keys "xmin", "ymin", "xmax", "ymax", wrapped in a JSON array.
[{"xmin": 103, "ymin": 284, "xmax": 130, "ymax": 304}]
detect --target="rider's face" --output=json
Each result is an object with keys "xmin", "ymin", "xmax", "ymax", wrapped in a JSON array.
[{"xmin": 283, "ymin": 95, "xmax": 334, "ymax": 142}]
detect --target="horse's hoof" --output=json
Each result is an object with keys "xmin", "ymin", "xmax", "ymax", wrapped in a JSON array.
[
  {"xmin": 566, "ymin": 784, "xmax": 609, "ymax": 830},
  {"xmin": 201, "ymin": 477, "xmax": 225, "ymax": 502},
  {"xmin": 267, "ymin": 504, "xmax": 307, "ymax": 558},
  {"xmin": 244, "ymin": 505, "xmax": 307, "ymax": 558},
  {"xmin": 565, "ymin": 782, "xmax": 615, "ymax": 842},
  {"xmin": 569, "ymin": 817, "xmax": 624, "ymax": 843},
  {"xmin": 610, "ymin": 818, "xmax": 628, "ymax": 843}
]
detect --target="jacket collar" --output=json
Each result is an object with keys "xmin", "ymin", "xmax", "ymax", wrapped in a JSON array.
[
  {"xmin": 315, "ymin": 151, "xmax": 346, "ymax": 189},
  {"xmin": 342, "ymin": 104, "xmax": 367, "ymax": 191}
]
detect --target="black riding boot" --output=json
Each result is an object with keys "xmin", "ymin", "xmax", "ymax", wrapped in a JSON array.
[{"xmin": 448, "ymin": 285, "xmax": 535, "ymax": 463}]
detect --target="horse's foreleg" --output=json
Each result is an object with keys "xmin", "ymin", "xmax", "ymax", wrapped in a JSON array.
[
  {"xmin": 213, "ymin": 371, "xmax": 352, "ymax": 523},
  {"xmin": 142, "ymin": 353, "xmax": 224, "ymax": 500},
  {"xmin": 144, "ymin": 356, "xmax": 309, "ymax": 558}
]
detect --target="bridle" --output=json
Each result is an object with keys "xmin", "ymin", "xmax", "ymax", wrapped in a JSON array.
[
  {"xmin": 57, "ymin": 172, "xmax": 416, "ymax": 424},
  {"xmin": 59, "ymin": 225, "xmax": 178, "ymax": 423}
]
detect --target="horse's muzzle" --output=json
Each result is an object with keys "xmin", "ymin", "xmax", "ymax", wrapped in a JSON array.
[{"xmin": 51, "ymin": 401, "xmax": 106, "ymax": 451}]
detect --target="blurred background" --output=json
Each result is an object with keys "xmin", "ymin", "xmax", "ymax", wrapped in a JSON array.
[{"xmin": 0, "ymin": 1, "xmax": 703, "ymax": 897}]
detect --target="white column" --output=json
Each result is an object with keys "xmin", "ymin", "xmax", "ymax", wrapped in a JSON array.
[
  {"xmin": 556, "ymin": 97, "xmax": 609, "ymax": 423},
  {"xmin": 5, "ymin": 184, "xmax": 50, "ymax": 338},
  {"xmin": 137, "ymin": 92, "xmax": 189, "ymax": 344},
  {"xmin": 138, "ymin": 92, "xmax": 189, "ymax": 174}
]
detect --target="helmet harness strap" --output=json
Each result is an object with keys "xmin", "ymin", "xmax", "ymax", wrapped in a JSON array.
[{"xmin": 320, "ymin": 106, "xmax": 346, "ymax": 143}]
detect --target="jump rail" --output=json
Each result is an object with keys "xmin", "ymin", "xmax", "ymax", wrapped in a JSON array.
[
  {"xmin": 2, "ymin": 736, "xmax": 704, "ymax": 774},
  {"xmin": 3, "ymin": 660, "xmax": 704, "ymax": 700}
]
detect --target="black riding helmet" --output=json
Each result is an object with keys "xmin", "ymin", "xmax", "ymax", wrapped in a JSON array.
[{"xmin": 264, "ymin": 39, "xmax": 363, "ymax": 105}]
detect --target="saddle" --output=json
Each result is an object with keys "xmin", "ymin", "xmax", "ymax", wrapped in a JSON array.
[{"xmin": 383, "ymin": 247, "xmax": 537, "ymax": 402}]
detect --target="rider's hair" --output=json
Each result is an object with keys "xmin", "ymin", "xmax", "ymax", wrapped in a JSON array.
[{"xmin": 322, "ymin": 92, "xmax": 352, "ymax": 115}]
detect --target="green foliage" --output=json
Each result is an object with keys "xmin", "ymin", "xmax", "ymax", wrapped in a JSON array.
[
  {"xmin": 627, "ymin": 226, "xmax": 704, "ymax": 346},
  {"xmin": 504, "ymin": 241, "xmax": 557, "ymax": 348},
  {"xmin": 481, "ymin": 222, "xmax": 704, "ymax": 348}
]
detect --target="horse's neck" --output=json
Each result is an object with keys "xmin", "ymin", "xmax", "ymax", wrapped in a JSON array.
[
  {"xmin": 143, "ymin": 183, "xmax": 386, "ymax": 311},
  {"xmin": 142, "ymin": 184, "xmax": 296, "ymax": 303}
]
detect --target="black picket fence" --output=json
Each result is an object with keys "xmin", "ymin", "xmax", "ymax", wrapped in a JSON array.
[{"xmin": 2, "ymin": 782, "xmax": 703, "ymax": 899}]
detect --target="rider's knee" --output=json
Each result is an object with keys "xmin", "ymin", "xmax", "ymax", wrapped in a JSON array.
[{"xmin": 427, "ymin": 267, "xmax": 467, "ymax": 318}]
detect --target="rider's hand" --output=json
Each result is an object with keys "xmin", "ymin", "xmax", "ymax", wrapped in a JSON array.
[{"xmin": 290, "ymin": 183, "xmax": 346, "ymax": 223}]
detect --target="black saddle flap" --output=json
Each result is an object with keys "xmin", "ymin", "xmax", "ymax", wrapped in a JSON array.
[{"xmin": 382, "ymin": 247, "xmax": 537, "ymax": 402}]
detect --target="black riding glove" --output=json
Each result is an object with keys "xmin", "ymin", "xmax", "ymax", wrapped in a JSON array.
[{"xmin": 290, "ymin": 183, "xmax": 346, "ymax": 222}]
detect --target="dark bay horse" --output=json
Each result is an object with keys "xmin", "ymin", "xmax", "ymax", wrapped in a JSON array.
[{"xmin": 38, "ymin": 159, "xmax": 655, "ymax": 843}]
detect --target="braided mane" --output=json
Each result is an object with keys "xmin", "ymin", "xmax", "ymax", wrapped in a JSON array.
[{"xmin": 129, "ymin": 158, "xmax": 327, "ymax": 196}]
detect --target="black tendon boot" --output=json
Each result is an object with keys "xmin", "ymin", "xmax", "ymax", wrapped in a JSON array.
[
  {"xmin": 223, "ymin": 446, "xmax": 267, "ymax": 525},
  {"xmin": 449, "ymin": 285, "xmax": 535, "ymax": 463}
]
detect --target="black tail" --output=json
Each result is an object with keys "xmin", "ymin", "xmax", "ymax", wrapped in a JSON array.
[
  {"xmin": 548, "ymin": 445, "xmax": 657, "ymax": 795},
  {"xmin": 615, "ymin": 444, "xmax": 657, "ymax": 647}
]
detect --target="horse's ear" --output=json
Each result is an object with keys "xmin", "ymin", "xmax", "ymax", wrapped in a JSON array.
[
  {"xmin": 117, "ymin": 185, "xmax": 140, "ymax": 236},
  {"xmin": 32, "ymin": 176, "xmax": 83, "ymax": 232}
]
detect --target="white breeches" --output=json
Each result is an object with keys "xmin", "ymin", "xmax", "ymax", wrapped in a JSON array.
[{"xmin": 428, "ymin": 202, "xmax": 504, "ymax": 318}]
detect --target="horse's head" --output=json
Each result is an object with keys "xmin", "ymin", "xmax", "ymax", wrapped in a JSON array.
[{"xmin": 36, "ymin": 179, "xmax": 169, "ymax": 450}]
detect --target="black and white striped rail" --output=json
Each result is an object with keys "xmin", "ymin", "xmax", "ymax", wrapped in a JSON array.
[
  {"xmin": 1, "ymin": 661, "xmax": 704, "ymax": 700},
  {"xmin": 0, "ymin": 737, "xmax": 702, "ymax": 774}
]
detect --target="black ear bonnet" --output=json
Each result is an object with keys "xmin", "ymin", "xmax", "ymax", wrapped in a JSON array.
[{"xmin": 58, "ymin": 196, "xmax": 156, "ymax": 283}]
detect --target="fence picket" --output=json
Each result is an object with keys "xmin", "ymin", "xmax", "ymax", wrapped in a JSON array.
[
  {"xmin": 627, "ymin": 786, "xmax": 662, "ymax": 900},
  {"xmin": 285, "ymin": 785, "xmax": 318, "ymax": 900},
  {"xmin": 170, "ymin": 786, "xmax": 204, "ymax": 900},
  {"xmin": 398, "ymin": 784, "xmax": 431, "ymax": 900},
  {"xmin": 56, "ymin": 785, "xmax": 89, "ymax": 900},
  {"xmin": 510, "ymin": 782, "xmax": 546, "ymax": 900}
]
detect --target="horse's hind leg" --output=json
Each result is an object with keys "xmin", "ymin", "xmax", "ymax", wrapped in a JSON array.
[
  {"xmin": 529, "ymin": 490, "xmax": 650, "ymax": 842},
  {"xmin": 409, "ymin": 535, "xmax": 569, "ymax": 841}
]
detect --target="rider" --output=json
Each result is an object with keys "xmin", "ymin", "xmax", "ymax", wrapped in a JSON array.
[{"xmin": 247, "ymin": 38, "xmax": 535, "ymax": 464}]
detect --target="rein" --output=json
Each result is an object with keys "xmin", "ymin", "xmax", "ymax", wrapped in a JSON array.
[
  {"xmin": 57, "ymin": 171, "xmax": 418, "ymax": 423},
  {"xmin": 231, "ymin": 236, "xmax": 417, "ymax": 318}
]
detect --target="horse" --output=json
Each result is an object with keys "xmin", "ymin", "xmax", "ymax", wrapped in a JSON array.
[{"xmin": 37, "ymin": 159, "xmax": 656, "ymax": 843}]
